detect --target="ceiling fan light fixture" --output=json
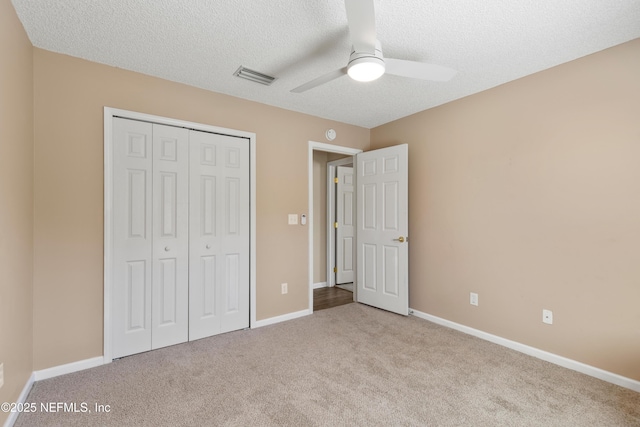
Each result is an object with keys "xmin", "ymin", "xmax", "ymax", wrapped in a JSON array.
[{"xmin": 347, "ymin": 56, "xmax": 385, "ymax": 82}]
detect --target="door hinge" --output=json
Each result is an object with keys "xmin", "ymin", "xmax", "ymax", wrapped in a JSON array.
[
  {"xmin": 334, "ymin": 222, "xmax": 338, "ymax": 228},
  {"xmin": 334, "ymin": 177, "xmax": 339, "ymax": 184},
  {"xmin": 333, "ymin": 267, "xmax": 338, "ymax": 273}
]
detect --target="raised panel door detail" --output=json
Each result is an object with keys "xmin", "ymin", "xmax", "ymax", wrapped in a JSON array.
[
  {"xmin": 128, "ymin": 169, "xmax": 147, "ymax": 239},
  {"xmin": 126, "ymin": 260, "xmax": 147, "ymax": 331},
  {"xmin": 201, "ymin": 256, "xmax": 216, "ymax": 317},
  {"xmin": 362, "ymin": 159, "xmax": 377, "ymax": 176},
  {"xmin": 343, "ymin": 238, "xmax": 353, "ymax": 271},
  {"xmin": 160, "ymin": 172, "xmax": 177, "ymax": 238},
  {"xmin": 383, "ymin": 246, "xmax": 399, "ymax": 296},
  {"xmin": 201, "ymin": 144, "xmax": 216, "ymax": 166},
  {"xmin": 383, "ymin": 181, "xmax": 399, "ymax": 231},
  {"xmin": 383, "ymin": 156, "xmax": 399, "ymax": 174},
  {"xmin": 160, "ymin": 137, "xmax": 178, "ymax": 161},
  {"xmin": 363, "ymin": 183, "xmax": 377, "ymax": 230},
  {"xmin": 158, "ymin": 258, "xmax": 177, "ymax": 325},
  {"xmin": 201, "ymin": 176, "xmax": 216, "ymax": 236},
  {"xmin": 226, "ymin": 147, "xmax": 241, "ymax": 168},
  {"xmin": 127, "ymin": 133, "xmax": 147, "ymax": 158},
  {"xmin": 226, "ymin": 178, "xmax": 240, "ymax": 236},
  {"xmin": 362, "ymin": 244, "xmax": 377, "ymax": 291},
  {"xmin": 343, "ymin": 191, "xmax": 353, "ymax": 226},
  {"xmin": 344, "ymin": 173, "xmax": 354, "ymax": 185},
  {"xmin": 225, "ymin": 254, "xmax": 240, "ymax": 313}
]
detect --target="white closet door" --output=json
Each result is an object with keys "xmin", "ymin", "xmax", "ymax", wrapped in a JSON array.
[
  {"xmin": 151, "ymin": 124, "xmax": 189, "ymax": 349},
  {"xmin": 189, "ymin": 130, "xmax": 250, "ymax": 340},
  {"xmin": 112, "ymin": 118, "xmax": 153, "ymax": 358},
  {"xmin": 112, "ymin": 119, "xmax": 189, "ymax": 358}
]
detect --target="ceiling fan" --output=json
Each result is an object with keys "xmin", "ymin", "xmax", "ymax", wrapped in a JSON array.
[{"xmin": 291, "ymin": 0, "xmax": 457, "ymax": 93}]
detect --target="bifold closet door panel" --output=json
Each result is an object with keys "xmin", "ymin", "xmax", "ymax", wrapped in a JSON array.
[
  {"xmin": 189, "ymin": 130, "xmax": 250, "ymax": 341},
  {"xmin": 151, "ymin": 124, "xmax": 189, "ymax": 350},
  {"xmin": 112, "ymin": 118, "xmax": 154, "ymax": 358}
]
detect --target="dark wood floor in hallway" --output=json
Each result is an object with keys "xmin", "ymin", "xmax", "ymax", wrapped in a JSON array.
[{"xmin": 313, "ymin": 286, "xmax": 354, "ymax": 311}]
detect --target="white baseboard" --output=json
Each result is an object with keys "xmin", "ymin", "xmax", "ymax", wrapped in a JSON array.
[
  {"xmin": 34, "ymin": 356, "xmax": 104, "ymax": 382},
  {"xmin": 253, "ymin": 308, "xmax": 311, "ymax": 328},
  {"xmin": 313, "ymin": 282, "xmax": 328, "ymax": 289},
  {"xmin": 410, "ymin": 308, "xmax": 640, "ymax": 393},
  {"xmin": 3, "ymin": 372, "xmax": 35, "ymax": 427},
  {"xmin": 4, "ymin": 357, "xmax": 104, "ymax": 427}
]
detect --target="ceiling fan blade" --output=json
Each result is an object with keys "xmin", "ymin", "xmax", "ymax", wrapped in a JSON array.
[
  {"xmin": 290, "ymin": 67, "xmax": 348, "ymax": 93},
  {"xmin": 345, "ymin": 0, "xmax": 377, "ymax": 53},
  {"xmin": 385, "ymin": 58, "xmax": 457, "ymax": 82}
]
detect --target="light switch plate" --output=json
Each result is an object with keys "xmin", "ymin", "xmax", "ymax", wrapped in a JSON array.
[
  {"xmin": 470, "ymin": 292, "xmax": 478, "ymax": 306},
  {"xmin": 288, "ymin": 214, "xmax": 298, "ymax": 225},
  {"xmin": 0, "ymin": 363, "xmax": 4, "ymax": 389}
]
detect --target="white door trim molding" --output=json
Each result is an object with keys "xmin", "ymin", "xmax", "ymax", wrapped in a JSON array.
[
  {"xmin": 308, "ymin": 141, "xmax": 362, "ymax": 313},
  {"xmin": 104, "ymin": 107, "xmax": 257, "ymax": 363}
]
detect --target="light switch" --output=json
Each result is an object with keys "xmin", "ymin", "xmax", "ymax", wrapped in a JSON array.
[{"xmin": 288, "ymin": 214, "xmax": 298, "ymax": 225}]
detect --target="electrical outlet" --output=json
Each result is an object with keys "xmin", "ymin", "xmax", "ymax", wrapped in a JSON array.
[
  {"xmin": 470, "ymin": 292, "xmax": 478, "ymax": 306},
  {"xmin": 543, "ymin": 309, "xmax": 553, "ymax": 325},
  {"xmin": 0, "ymin": 363, "xmax": 4, "ymax": 389},
  {"xmin": 281, "ymin": 283, "xmax": 288, "ymax": 294}
]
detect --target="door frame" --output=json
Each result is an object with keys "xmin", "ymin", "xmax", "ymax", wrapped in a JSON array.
[
  {"xmin": 326, "ymin": 157, "xmax": 354, "ymax": 288},
  {"xmin": 307, "ymin": 141, "xmax": 362, "ymax": 313},
  {"xmin": 104, "ymin": 107, "xmax": 257, "ymax": 363}
]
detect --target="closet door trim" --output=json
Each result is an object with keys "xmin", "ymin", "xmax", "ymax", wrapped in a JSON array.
[{"xmin": 103, "ymin": 107, "xmax": 257, "ymax": 363}]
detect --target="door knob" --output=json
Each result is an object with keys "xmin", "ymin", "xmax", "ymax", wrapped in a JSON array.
[
  {"xmin": 164, "ymin": 246, "xmax": 170, "ymax": 251},
  {"xmin": 206, "ymin": 244, "xmax": 211, "ymax": 249},
  {"xmin": 394, "ymin": 236, "xmax": 405, "ymax": 243}
]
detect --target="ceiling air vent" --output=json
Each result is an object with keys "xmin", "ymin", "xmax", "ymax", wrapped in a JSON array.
[{"xmin": 233, "ymin": 66, "xmax": 276, "ymax": 86}]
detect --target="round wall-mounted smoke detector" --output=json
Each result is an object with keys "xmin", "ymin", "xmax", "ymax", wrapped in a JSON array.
[{"xmin": 326, "ymin": 129, "xmax": 336, "ymax": 141}]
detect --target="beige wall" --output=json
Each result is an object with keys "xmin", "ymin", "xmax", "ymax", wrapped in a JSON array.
[
  {"xmin": 371, "ymin": 39, "xmax": 640, "ymax": 381},
  {"xmin": 32, "ymin": 49, "xmax": 369, "ymax": 370},
  {"xmin": 0, "ymin": 0, "xmax": 34, "ymax": 423}
]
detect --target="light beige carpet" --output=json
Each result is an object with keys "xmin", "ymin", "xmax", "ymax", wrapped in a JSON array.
[{"xmin": 16, "ymin": 304, "xmax": 640, "ymax": 426}]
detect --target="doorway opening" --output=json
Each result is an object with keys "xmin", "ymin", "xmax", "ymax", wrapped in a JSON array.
[
  {"xmin": 328, "ymin": 159, "xmax": 354, "ymax": 293},
  {"xmin": 308, "ymin": 141, "xmax": 409, "ymax": 316},
  {"xmin": 307, "ymin": 142, "xmax": 362, "ymax": 313}
]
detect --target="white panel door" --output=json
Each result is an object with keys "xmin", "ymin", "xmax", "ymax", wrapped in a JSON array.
[
  {"xmin": 112, "ymin": 118, "xmax": 153, "ymax": 358},
  {"xmin": 189, "ymin": 130, "xmax": 250, "ymax": 340},
  {"xmin": 356, "ymin": 144, "xmax": 408, "ymax": 315},
  {"xmin": 151, "ymin": 124, "xmax": 189, "ymax": 349},
  {"xmin": 336, "ymin": 166, "xmax": 355, "ymax": 284}
]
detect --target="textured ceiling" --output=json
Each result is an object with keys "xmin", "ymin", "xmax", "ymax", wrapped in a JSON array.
[{"xmin": 11, "ymin": 0, "xmax": 640, "ymax": 128}]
